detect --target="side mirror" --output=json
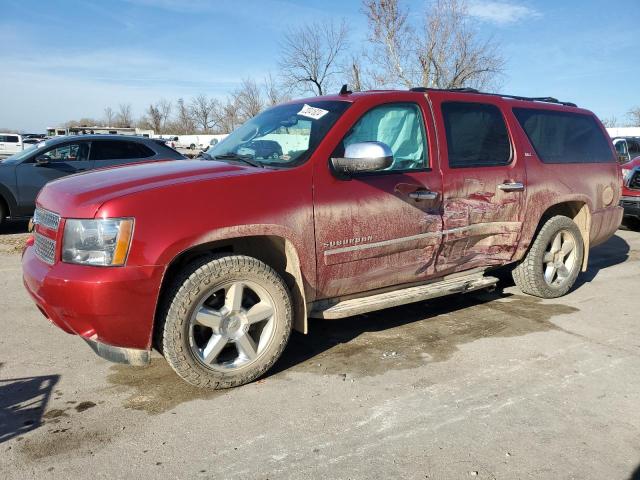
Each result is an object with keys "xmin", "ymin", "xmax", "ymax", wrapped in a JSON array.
[
  {"xmin": 35, "ymin": 155, "xmax": 50, "ymax": 166},
  {"xmin": 331, "ymin": 142, "xmax": 393, "ymax": 178}
]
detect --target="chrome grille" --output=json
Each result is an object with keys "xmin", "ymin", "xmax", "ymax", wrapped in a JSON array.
[
  {"xmin": 34, "ymin": 207, "xmax": 61, "ymax": 231},
  {"xmin": 34, "ymin": 233, "xmax": 56, "ymax": 265}
]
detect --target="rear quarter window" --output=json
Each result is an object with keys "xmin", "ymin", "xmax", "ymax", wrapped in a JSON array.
[
  {"xmin": 513, "ymin": 108, "xmax": 615, "ymax": 164},
  {"xmin": 90, "ymin": 140, "xmax": 155, "ymax": 161}
]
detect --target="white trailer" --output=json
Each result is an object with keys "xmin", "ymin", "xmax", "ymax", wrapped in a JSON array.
[
  {"xmin": 178, "ymin": 134, "xmax": 229, "ymax": 150},
  {"xmin": 606, "ymin": 127, "xmax": 640, "ymax": 138}
]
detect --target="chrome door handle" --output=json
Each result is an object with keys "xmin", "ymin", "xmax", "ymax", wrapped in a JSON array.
[
  {"xmin": 408, "ymin": 190, "xmax": 439, "ymax": 201},
  {"xmin": 498, "ymin": 182, "xmax": 524, "ymax": 192}
]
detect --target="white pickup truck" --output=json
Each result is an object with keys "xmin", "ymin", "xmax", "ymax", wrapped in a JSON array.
[{"xmin": 0, "ymin": 133, "xmax": 24, "ymax": 158}]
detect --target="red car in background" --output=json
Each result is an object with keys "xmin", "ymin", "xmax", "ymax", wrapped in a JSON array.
[{"xmin": 620, "ymin": 156, "xmax": 640, "ymax": 228}]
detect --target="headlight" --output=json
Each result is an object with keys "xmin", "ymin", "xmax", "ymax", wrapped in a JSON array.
[
  {"xmin": 62, "ymin": 218, "xmax": 134, "ymax": 266},
  {"xmin": 622, "ymin": 168, "xmax": 632, "ymax": 183}
]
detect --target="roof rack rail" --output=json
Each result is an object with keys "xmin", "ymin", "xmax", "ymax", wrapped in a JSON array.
[{"xmin": 409, "ymin": 87, "xmax": 577, "ymax": 107}]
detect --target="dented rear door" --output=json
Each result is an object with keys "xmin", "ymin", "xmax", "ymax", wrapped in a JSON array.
[{"xmin": 429, "ymin": 93, "xmax": 526, "ymax": 275}]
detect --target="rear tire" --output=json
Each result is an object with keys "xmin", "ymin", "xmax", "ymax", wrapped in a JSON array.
[
  {"xmin": 512, "ymin": 215, "xmax": 584, "ymax": 298},
  {"xmin": 160, "ymin": 255, "xmax": 292, "ymax": 389},
  {"xmin": 0, "ymin": 202, "xmax": 5, "ymax": 227}
]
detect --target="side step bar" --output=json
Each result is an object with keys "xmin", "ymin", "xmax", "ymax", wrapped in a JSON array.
[{"xmin": 310, "ymin": 273, "xmax": 499, "ymax": 320}]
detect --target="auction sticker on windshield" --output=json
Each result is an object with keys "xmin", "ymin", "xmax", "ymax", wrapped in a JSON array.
[{"xmin": 298, "ymin": 104, "xmax": 329, "ymax": 120}]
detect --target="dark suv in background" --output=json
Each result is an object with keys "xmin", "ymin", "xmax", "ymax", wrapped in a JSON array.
[{"xmin": 0, "ymin": 135, "xmax": 184, "ymax": 225}]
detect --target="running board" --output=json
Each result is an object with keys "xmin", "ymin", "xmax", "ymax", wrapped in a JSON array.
[{"xmin": 310, "ymin": 274, "xmax": 499, "ymax": 320}]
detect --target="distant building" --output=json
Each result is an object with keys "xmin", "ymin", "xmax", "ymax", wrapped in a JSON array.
[{"xmin": 46, "ymin": 126, "xmax": 155, "ymax": 137}]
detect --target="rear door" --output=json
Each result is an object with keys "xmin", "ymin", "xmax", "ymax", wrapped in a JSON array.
[
  {"xmin": 15, "ymin": 141, "xmax": 93, "ymax": 213},
  {"xmin": 429, "ymin": 95, "xmax": 526, "ymax": 274},
  {"xmin": 89, "ymin": 140, "xmax": 155, "ymax": 168},
  {"xmin": 312, "ymin": 96, "xmax": 443, "ymax": 299}
]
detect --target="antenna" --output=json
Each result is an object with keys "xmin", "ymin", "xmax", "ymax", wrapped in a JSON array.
[{"xmin": 339, "ymin": 84, "xmax": 352, "ymax": 95}]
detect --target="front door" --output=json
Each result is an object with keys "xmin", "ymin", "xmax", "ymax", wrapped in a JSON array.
[
  {"xmin": 15, "ymin": 141, "xmax": 92, "ymax": 214},
  {"xmin": 313, "ymin": 98, "xmax": 443, "ymax": 299},
  {"xmin": 429, "ymin": 96, "xmax": 526, "ymax": 274}
]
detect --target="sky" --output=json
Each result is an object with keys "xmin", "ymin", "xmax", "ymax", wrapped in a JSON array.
[{"xmin": 1, "ymin": 0, "xmax": 638, "ymax": 132}]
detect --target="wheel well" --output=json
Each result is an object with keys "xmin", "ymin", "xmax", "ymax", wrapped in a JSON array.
[
  {"xmin": 536, "ymin": 201, "xmax": 591, "ymax": 271},
  {"xmin": 0, "ymin": 194, "xmax": 9, "ymax": 219},
  {"xmin": 155, "ymin": 236, "xmax": 308, "ymax": 344}
]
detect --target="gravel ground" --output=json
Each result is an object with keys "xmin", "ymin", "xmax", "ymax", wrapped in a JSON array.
[{"xmin": 0, "ymin": 225, "xmax": 639, "ymax": 479}]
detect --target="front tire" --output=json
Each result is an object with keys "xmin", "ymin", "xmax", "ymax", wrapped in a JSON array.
[
  {"xmin": 512, "ymin": 215, "xmax": 584, "ymax": 298},
  {"xmin": 160, "ymin": 255, "xmax": 292, "ymax": 389}
]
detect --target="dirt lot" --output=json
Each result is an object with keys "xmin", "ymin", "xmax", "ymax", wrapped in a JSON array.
[{"xmin": 1, "ymin": 222, "xmax": 639, "ymax": 479}]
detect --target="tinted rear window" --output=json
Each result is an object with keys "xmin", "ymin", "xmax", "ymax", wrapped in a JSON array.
[
  {"xmin": 513, "ymin": 108, "xmax": 614, "ymax": 164},
  {"xmin": 0, "ymin": 135, "xmax": 19, "ymax": 143},
  {"xmin": 442, "ymin": 102, "xmax": 511, "ymax": 167},
  {"xmin": 90, "ymin": 140, "xmax": 155, "ymax": 160},
  {"xmin": 627, "ymin": 139, "xmax": 640, "ymax": 156}
]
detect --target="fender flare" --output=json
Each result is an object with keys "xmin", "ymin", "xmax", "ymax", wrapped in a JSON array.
[{"xmin": 157, "ymin": 225, "xmax": 313, "ymax": 334}]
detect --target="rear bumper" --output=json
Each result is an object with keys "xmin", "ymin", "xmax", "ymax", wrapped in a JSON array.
[
  {"xmin": 22, "ymin": 245, "xmax": 165, "ymax": 355},
  {"xmin": 620, "ymin": 196, "xmax": 640, "ymax": 218},
  {"xmin": 84, "ymin": 337, "xmax": 150, "ymax": 366},
  {"xmin": 589, "ymin": 206, "xmax": 623, "ymax": 248}
]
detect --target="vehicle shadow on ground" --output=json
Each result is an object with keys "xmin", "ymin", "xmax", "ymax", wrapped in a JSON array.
[
  {"xmin": 270, "ymin": 289, "xmax": 514, "ymax": 377},
  {"xmin": 0, "ymin": 374, "xmax": 59, "ymax": 443},
  {"xmin": 630, "ymin": 464, "xmax": 640, "ymax": 480},
  {"xmin": 270, "ymin": 233, "xmax": 630, "ymax": 379},
  {"xmin": 573, "ymin": 234, "xmax": 630, "ymax": 288},
  {"xmin": 0, "ymin": 220, "xmax": 29, "ymax": 235},
  {"xmin": 477, "ymin": 233, "xmax": 630, "ymax": 291}
]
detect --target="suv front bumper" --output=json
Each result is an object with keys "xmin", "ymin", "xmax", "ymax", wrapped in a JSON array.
[
  {"xmin": 620, "ymin": 196, "xmax": 640, "ymax": 218},
  {"xmin": 22, "ymin": 245, "xmax": 164, "ymax": 364}
]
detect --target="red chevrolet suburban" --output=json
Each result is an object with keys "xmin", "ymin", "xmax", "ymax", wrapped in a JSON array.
[{"xmin": 22, "ymin": 88, "xmax": 623, "ymax": 388}]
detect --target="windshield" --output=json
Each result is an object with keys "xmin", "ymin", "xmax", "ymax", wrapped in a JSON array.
[
  {"xmin": 1, "ymin": 142, "xmax": 44, "ymax": 164},
  {"xmin": 205, "ymin": 100, "xmax": 350, "ymax": 167}
]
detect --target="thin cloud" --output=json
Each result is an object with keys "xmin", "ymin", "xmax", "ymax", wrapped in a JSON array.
[{"xmin": 467, "ymin": 1, "xmax": 541, "ymax": 25}]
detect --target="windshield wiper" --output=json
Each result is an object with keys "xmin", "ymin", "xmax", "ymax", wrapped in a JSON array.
[{"xmin": 210, "ymin": 153, "xmax": 264, "ymax": 168}]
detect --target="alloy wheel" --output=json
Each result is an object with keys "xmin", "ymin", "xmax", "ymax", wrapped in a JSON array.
[
  {"xmin": 188, "ymin": 280, "xmax": 276, "ymax": 371},
  {"xmin": 542, "ymin": 229, "xmax": 578, "ymax": 287}
]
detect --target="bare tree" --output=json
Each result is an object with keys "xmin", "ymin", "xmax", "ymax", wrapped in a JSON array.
[
  {"xmin": 145, "ymin": 103, "xmax": 163, "ymax": 133},
  {"xmin": 103, "ymin": 107, "xmax": 115, "ymax": 126},
  {"xmin": 278, "ymin": 19, "xmax": 349, "ymax": 95},
  {"xmin": 363, "ymin": 0, "xmax": 504, "ymax": 90},
  {"xmin": 234, "ymin": 78, "xmax": 265, "ymax": 120},
  {"xmin": 264, "ymin": 73, "xmax": 290, "ymax": 106},
  {"xmin": 190, "ymin": 94, "xmax": 219, "ymax": 133},
  {"xmin": 600, "ymin": 115, "xmax": 619, "ymax": 128},
  {"xmin": 64, "ymin": 117, "xmax": 99, "ymax": 128},
  {"xmin": 628, "ymin": 107, "xmax": 640, "ymax": 127},
  {"xmin": 175, "ymin": 98, "xmax": 196, "ymax": 134},
  {"xmin": 215, "ymin": 96, "xmax": 243, "ymax": 134},
  {"xmin": 116, "ymin": 103, "xmax": 133, "ymax": 127},
  {"xmin": 159, "ymin": 99, "xmax": 172, "ymax": 131},
  {"xmin": 346, "ymin": 54, "xmax": 372, "ymax": 92}
]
